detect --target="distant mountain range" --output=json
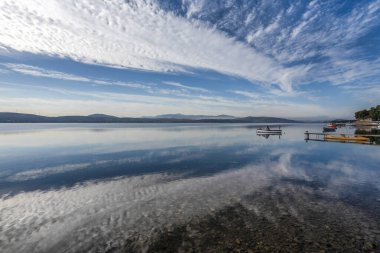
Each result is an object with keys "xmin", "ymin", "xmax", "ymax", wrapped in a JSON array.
[
  {"xmin": 144, "ymin": 114, "xmax": 236, "ymax": 120},
  {"xmin": 0, "ymin": 112, "xmax": 302, "ymax": 123}
]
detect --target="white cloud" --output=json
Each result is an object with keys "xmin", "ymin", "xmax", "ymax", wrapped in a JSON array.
[
  {"xmin": 4, "ymin": 63, "xmax": 91, "ymax": 82},
  {"xmin": 3, "ymin": 63, "xmax": 212, "ymax": 97},
  {"xmin": 237, "ymin": 0, "xmax": 380, "ymax": 89},
  {"xmin": 162, "ymin": 81, "xmax": 208, "ymax": 93},
  {"xmin": 230, "ymin": 90, "xmax": 261, "ymax": 99},
  {"xmin": 0, "ymin": 0, "xmax": 378, "ymax": 111},
  {"xmin": 0, "ymin": 0, "xmax": 304, "ymax": 92},
  {"xmin": 0, "ymin": 89, "xmax": 331, "ymax": 118},
  {"xmin": 3, "ymin": 63, "xmax": 152, "ymax": 90},
  {"xmin": 3, "ymin": 77, "xmax": 309, "ymax": 117}
]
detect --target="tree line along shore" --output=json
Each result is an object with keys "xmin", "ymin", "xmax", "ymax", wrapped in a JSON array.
[{"xmin": 355, "ymin": 105, "xmax": 380, "ymax": 125}]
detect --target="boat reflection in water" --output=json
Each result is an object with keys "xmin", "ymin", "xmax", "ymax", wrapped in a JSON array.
[
  {"xmin": 256, "ymin": 126, "xmax": 283, "ymax": 139},
  {"xmin": 257, "ymin": 133, "xmax": 281, "ymax": 139}
]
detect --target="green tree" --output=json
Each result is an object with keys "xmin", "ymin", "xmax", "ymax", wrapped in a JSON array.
[
  {"xmin": 355, "ymin": 105, "xmax": 380, "ymax": 120},
  {"xmin": 373, "ymin": 105, "xmax": 380, "ymax": 121},
  {"xmin": 355, "ymin": 109, "xmax": 369, "ymax": 120}
]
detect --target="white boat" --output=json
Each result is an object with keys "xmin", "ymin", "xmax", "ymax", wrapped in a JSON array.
[{"xmin": 256, "ymin": 128, "xmax": 282, "ymax": 134}]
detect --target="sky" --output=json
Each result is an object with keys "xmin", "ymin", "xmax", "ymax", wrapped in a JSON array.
[{"xmin": 0, "ymin": 0, "xmax": 379, "ymax": 119}]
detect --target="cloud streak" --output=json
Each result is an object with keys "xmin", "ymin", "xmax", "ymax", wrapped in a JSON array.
[
  {"xmin": 0, "ymin": 0, "xmax": 307, "ymax": 92},
  {"xmin": 177, "ymin": 0, "xmax": 380, "ymax": 89},
  {"xmin": 3, "ymin": 63, "xmax": 152, "ymax": 90},
  {"xmin": 162, "ymin": 81, "xmax": 208, "ymax": 93},
  {"xmin": 4, "ymin": 63, "xmax": 91, "ymax": 82},
  {"xmin": 0, "ymin": 76, "xmax": 332, "ymax": 118}
]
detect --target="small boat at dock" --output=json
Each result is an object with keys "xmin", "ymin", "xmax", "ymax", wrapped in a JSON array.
[
  {"xmin": 323, "ymin": 122, "xmax": 338, "ymax": 132},
  {"xmin": 323, "ymin": 127, "xmax": 336, "ymax": 132}
]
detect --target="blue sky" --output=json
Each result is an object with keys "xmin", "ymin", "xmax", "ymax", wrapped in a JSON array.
[{"xmin": 0, "ymin": 0, "xmax": 379, "ymax": 118}]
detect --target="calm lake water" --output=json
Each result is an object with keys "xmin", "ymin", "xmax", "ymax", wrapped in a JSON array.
[{"xmin": 0, "ymin": 123, "xmax": 379, "ymax": 252}]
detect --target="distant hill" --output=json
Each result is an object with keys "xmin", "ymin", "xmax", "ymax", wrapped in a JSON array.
[
  {"xmin": 326, "ymin": 119, "xmax": 355, "ymax": 123},
  {"xmin": 87, "ymin": 114, "xmax": 119, "ymax": 118},
  {"xmin": 0, "ymin": 112, "xmax": 301, "ymax": 123},
  {"xmin": 148, "ymin": 114, "xmax": 236, "ymax": 120}
]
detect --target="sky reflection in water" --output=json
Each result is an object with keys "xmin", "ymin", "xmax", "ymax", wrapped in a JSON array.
[{"xmin": 0, "ymin": 123, "xmax": 379, "ymax": 252}]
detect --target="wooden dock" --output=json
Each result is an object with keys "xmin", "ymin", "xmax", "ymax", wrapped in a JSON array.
[{"xmin": 304, "ymin": 131, "xmax": 380, "ymax": 145}]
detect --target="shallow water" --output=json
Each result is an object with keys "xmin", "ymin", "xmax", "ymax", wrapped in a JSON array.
[{"xmin": 0, "ymin": 123, "xmax": 379, "ymax": 252}]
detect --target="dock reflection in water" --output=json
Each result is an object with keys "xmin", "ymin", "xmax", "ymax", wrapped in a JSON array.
[{"xmin": 0, "ymin": 123, "xmax": 379, "ymax": 252}]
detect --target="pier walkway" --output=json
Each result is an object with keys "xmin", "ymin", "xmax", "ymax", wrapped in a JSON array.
[{"xmin": 304, "ymin": 131, "xmax": 380, "ymax": 145}]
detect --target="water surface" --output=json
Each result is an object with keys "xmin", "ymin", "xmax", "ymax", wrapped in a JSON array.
[{"xmin": 0, "ymin": 123, "xmax": 379, "ymax": 252}]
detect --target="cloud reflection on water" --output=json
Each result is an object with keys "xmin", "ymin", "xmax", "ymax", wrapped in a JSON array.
[
  {"xmin": 1, "ymin": 151, "xmax": 379, "ymax": 251},
  {"xmin": 0, "ymin": 124, "xmax": 380, "ymax": 252}
]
